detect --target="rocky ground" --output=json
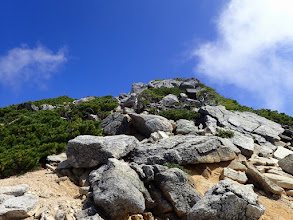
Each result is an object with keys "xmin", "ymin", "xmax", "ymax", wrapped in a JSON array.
[{"xmin": 1, "ymin": 78, "xmax": 293, "ymax": 220}]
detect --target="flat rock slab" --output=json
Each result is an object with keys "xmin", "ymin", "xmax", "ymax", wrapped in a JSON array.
[
  {"xmin": 273, "ymin": 146, "xmax": 293, "ymax": 160},
  {"xmin": 0, "ymin": 184, "xmax": 28, "ymax": 197},
  {"xmin": 200, "ymin": 105, "xmax": 284, "ymax": 141},
  {"xmin": 263, "ymin": 173, "xmax": 293, "ymax": 189},
  {"xmin": 0, "ymin": 193, "xmax": 39, "ymax": 219},
  {"xmin": 66, "ymin": 135, "xmax": 139, "ymax": 168},
  {"xmin": 187, "ymin": 178, "xmax": 265, "ymax": 220},
  {"xmin": 221, "ymin": 168, "xmax": 247, "ymax": 184},
  {"xmin": 132, "ymin": 135, "xmax": 236, "ymax": 165}
]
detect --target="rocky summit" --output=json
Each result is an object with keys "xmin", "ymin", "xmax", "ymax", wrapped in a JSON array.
[{"xmin": 1, "ymin": 77, "xmax": 293, "ymax": 219}]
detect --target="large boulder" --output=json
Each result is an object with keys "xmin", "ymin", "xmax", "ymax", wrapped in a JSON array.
[
  {"xmin": 132, "ymin": 135, "xmax": 236, "ymax": 165},
  {"xmin": 230, "ymin": 132, "xmax": 254, "ymax": 157},
  {"xmin": 129, "ymin": 113, "xmax": 173, "ymax": 137},
  {"xmin": 176, "ymin": 119, "xmax": 197, "ymax": 135},
  {"xmin": 200, "ymin": 105, "xmax": 284, "ymax": 142},
  {"xmin": 17, "ymin": 102, "xmax": 39, "ymax": 111},
  {"xmin": 148, "ymin": 79, "xmax": 181, "ymax": 89},
  {"xmin": 89, "ymin": 159, "xmax": 152, "ymax": 220},
  {"xmin": 66, "ymin": 135, "xmax": 139, "ymax": 168},
  {"xmin": 179, "ymin": 78, "xmax": 199, "ymax": 90},
  {"xmin": 130, "ymin": 83, "xmax": 148, "ymax": 94},
  {"xmin": 187, "ymin": 178, "xmax": 265, "ymax": 220},
  {"xmin": 278, "ymin": 154, "xmax": 293, "ymax": 175},
  {"xmin": 120, "ymin": 94, "xmax": 138, "ymax": 109},
  {"xmin": 161, "ymin": 94, "xmax": 179, "ymax": 107},
  {"xmin": 0, "ymin": 185, "xmax": 39, "ymax": 219},
  {"xmin": 39, "ymin": 104, "xmax": 55, "ymax": 110},
  {"xmin": 154, "ymin": 168, "xmax": 202, "ymax": 218},
  {"xmin": 101, "ymin": 113, "xmax": 132, "ymax": 135}
]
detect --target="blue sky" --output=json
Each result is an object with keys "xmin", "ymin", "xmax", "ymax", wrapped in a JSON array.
[{"xmin": 1, "ymin": 0, "xmax": 293, "ymax": 116}]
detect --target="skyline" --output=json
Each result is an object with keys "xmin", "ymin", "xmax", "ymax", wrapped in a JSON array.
[{"xmin": 1, "ymin": 0, "xmax": 293, "ymax": 116}]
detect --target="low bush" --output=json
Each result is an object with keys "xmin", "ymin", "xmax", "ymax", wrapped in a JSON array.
[{"xmin": 216, "ymin": 129, "xmax": 234, "ymax": 138}]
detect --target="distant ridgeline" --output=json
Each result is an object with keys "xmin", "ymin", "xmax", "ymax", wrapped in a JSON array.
[{"xmin": 0, "ymin": 77, "xmax": 293, "ymax": 178}]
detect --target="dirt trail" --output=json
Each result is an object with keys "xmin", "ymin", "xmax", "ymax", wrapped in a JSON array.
[{"xmin": 0, "ymin": 168, "xmax": 84, "ymax": 219}]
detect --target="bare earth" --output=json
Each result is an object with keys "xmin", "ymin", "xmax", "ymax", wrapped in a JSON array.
[
  {"xmin": 0, "ymin": 168, "xmax": 84, "ymax": 219},
  {"xmin": 187, "ymin": 163, "xmax": 293, "ymax": 220},
  {"xmin": 1, "ymin": 164, "xmax": 293, "ymax": 219}
]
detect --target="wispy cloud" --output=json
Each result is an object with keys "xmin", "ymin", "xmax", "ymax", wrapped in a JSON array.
[
  {"xmin": 0, "ymin": 45, "xmax": 67, "ymax": 89},
  {"xmin": 194, "ymin": 0, "xmax": 293, "ymax": 112}
]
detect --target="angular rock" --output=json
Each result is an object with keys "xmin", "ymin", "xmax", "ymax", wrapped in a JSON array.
[
  {"xmin": 120, "ymin": 94, "xmax": 138, "ymax": 109},
  {"xmin": 155, "ymin": 168, "xmax": 202, "ymax": 218},
  {"xmin": 161, "ymin": 94, "xmax": 179, "ymax": 106},
  {"xmin": 101, "ymin": 113, "xmax": 131, "ymax": 135},
  {"xmin": 0, "ymin": 184, "xmax": 29, "ymax": 197},
  {"xmin": 218, "ymin": 138, "xmax": 241, "ymax": 154},
  {"xmin": 184, "ymin": 99, "xmax": 201, "ymax": 107},
  {"xmin": 230, "ymin": 132, "xmax": 254, "ymax": 157},
  {"xmin": 204, "ymin": 115, "xmax": 218, "ymax": 134},
  {"xmin": 200, "ymin": 105, "xmax": 284, "ymax": 142},
  {"xmin": 47, "ymin": 153, "xmax": 67, "ymax": 165},
  {"xmin": 39, "ymin": 104, "xmax": 55, "ymax": 110},
  {"xmin": 148, "ymin": 79, "xmax": 181, "ymax": 89},
  {"xmin": 129, "ymin": 113, "xmax": 173, "ymax": 137},
  {"xmin": 150, "ymin": 131, "xmax": 169, "ymax": 142},
  {"xmin": 273, "ymin": 146, "xmax": 293, "ymax": 160},
  {"xmin": 0, "ymin": 193, "xmax": 39, "ymax": 219},
  {"xmin": 179, "ymin": 78, "xmax": 199, "ymax": 90},
  {"xmin": 245, "ymin": 163, "xmax": 284, "ymax": 195},
  {"xmin": 89, "ymin": 159, "xmax": 152, "ymax": 220},
  {"xmin": 148, "ymin": 184, "xmax": 173, "ymax": 215},
  {"xmin": 17, "ymin": 102, "xmax": 39, "ymax": 111},
  {"xmin": 176, "ymin": 119, "xmax": 197, "ymax": 135},
  {"xmin": 227, "ymin": 160, "xmax": 247, "ymax": 172},
  {"xmin": 132, "ymin": 135, "xmax": 236, "ymax": 165},
  {"xmin": 187, "ymin": 178, "xmax": 265, "ymax": 220},
  {"xmin": 130, "ymin": 82, "xmax": 148, "ymax": 94},
  {"xmin": 278, "ymin": 154, "xmax": 293, "ymax": 175},
  {"xmin": 66, "ymin": 135, "xmax": 139, "ymax": 168},
  {"xmin": 179, "ymin": 93, "xmax": 188, "ymax": 101},
  {"xmin": 73, "ymin": 96, "xmax": 95, "ymax": 105},
  {"xmin": 249, "ymin": 156, "xmax": 276, "ymax": 166},
  {"xmin": 263, "ymin": 173, "xmax": 293, "ymax": 189},
  {"xmin": 221, "ymin": 168, "xmax": 248, "ymax": 184}
]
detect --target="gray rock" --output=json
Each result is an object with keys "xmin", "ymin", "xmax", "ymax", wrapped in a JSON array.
[
  {"xmin": 120, "ymin": 94, "xmax": 138, "ymax": 109},
  {"xmin": 184, "ymin": 99, "xmax": 201, "ymax": 107},
  {"xmin": 187, "ymin": 178, "xmax": 265, "ymax": 220},
  {"xmin": 263, "ymin": 173, "xmax": 293, "ymax": 189},
  {"xmin": 218, "ymin": 138, "xmax": 241, "ymax": 155},
  {"xmin": 221, "ymin": 168, "xmax": 247, "ymax": 184},
  {"xmin": 101, "ymin": 113, "xmax": 131, "ymax": 135},
  {"xmin": 17, "ymin": 102, "xmax": 39, "ymax": 111},
  {"xmin": 132, "ymin": 135, "xmax": 236, "ymax": 165},
  {"xmin": 200, "ymin": 105, "xmax": 284, "ymax": 142},
  {"xmin": 89, "ymin": 159, "xmax": 152, "ymax": 220},
  {"xmin": 73, "ymin": 96, "xmax": 95, "ymax": 105},
  {"xmin": 148, "ymin": 184, "xmax": 173, "ymax": 215},
  {"xmin": 39, "ymin": 104, "xmax": 55, "ymax": 110},
  {"xmin": 161, "ymin": 94, "xmax": 179, "ymax": 107},
  {"xmin": 204, "ymin": 115, "xmax": 218, "ymax": 134},
  {"xmin": 47, "ymin": 152, "xmax": 67, "ymax": 165},
  {"xmin": 129, "ymin": 113, "xmax": 173, "ymax": 137},
  {"xmin": 278, "ymin": 154, "xmax": 293, "ymax": 175},
  {"xmin": 179, "ymin": 79, "xmax": 199, "ymax": 90},
  {"xmin": 0, "ymin": 184, "xmax": 29, "ymax": 197},
  {"xmin": 230, "ymin": 132, "xmax": 254, "ymax": 157},
  {"xmin": 148, "ymin": 79, "xmax": 181, "ymax": 89},
  {"xmin": 150, "ymin": 131, "xmax": 169, "ymax": 142},
  {"xmin": 76, "ymin": 203, "xmax": 105, "ymax": 220},
  {"xmin": 0, "ymin": 193, "xmax": 39, "ymax": 219},
  {"xmin": 179, "ymin": 93, "xmax": 188, "ymax": 101},
  {"xmin": 273, "ymin": 146, "xmax": 293, "ymax": 160},
  {"xmin": 66, "ymin": 135, "xmax": 139, "ymax": 168},
  {"xmin": 176, "ymin": 119, "xmax": 197, "ymax": 135},
  {"xmin": 155, "ymin": 168, "xmax": 202, "ymax": 218},
  {"xmin": 88, "ymin": 114, "xmax": 99, "ymax": 121},
  {"xmin": 245, "ymin": 163, "xmax": 284, "ymax": 195},
  {"xmin": 130, "ymin": 82, "xmax": 148, "ymax": 94}
]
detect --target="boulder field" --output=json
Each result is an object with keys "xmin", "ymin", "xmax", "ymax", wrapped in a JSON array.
[{"xmin": 1, "ymin": 78, "xmax": 293, "ymax": 220}]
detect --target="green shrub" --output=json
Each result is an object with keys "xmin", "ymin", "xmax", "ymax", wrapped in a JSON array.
[
  {"xmin": 31, "ymin": 95, "xmax": 75, "ymax": 107},
  {"xmin": 163, "ymin": 163, "xmax": 191, "ymax": 175},
  {"xmin": 0, "ymin": 95, "xmax": 118, "ymax": 178},
  {"xmin": 159, "ymin": 109, "xmax": 200, "ymax": 121},
  {"xmin": 216, "ymin": 129, "xmax": 234, "ymax": 138}
]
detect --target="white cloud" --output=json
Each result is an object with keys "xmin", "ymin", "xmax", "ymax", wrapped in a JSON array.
[
  {"xmin": 194, "ymin": 0, "xmax": 293, "ymax": 112},
  {"xmin": 0, "ymin": 45, "xmax": 67, "ymax": 89}
]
